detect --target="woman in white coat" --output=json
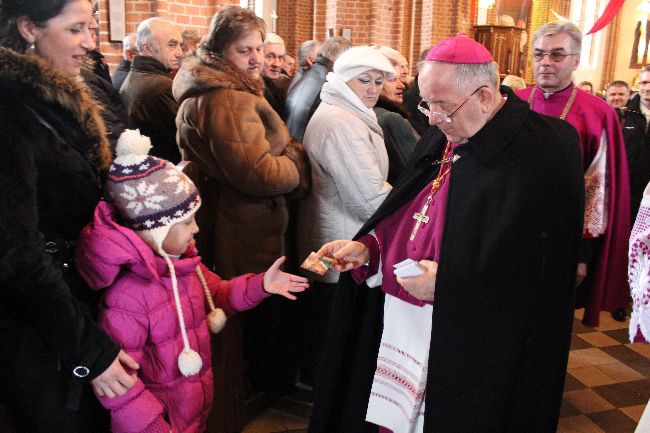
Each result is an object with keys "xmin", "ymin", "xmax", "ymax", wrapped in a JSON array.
[{"xmin": 296, "ymin": 45, "xmax": 395, "ymax": 383}]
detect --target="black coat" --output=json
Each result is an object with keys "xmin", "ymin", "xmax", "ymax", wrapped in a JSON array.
[
  {"xmin": 403, "ymin": 74, "xmax": 431, "ymax": 137},
  {"xmin": 308, "ymin": 88, "xmax": 584, "ymax": 433},
  {"xmin": 82, "ymin": 67, "xmax": 127, "ymax": 153},
  {"xmin": 0, "ymin": 47, "xmax": 119, "ymax": 433},
  {"xmin": 263, "ymin": 74, "xmax": 290, "ymax": 117},
  {"xmin": 284, "ymin": 55, "xmax": 332, "ymax": 142},
  {"xmin": 621, "ymin": 95, "xmax": 650, "ymax": 220},
  {"xmin": 121, "ymin": 56, "xmax": 181, "ymax": 163},
  {"xmin": 111, "ymin": 59, "xmax": 131, "ymax": 91},
  {"xmin": 374, "ymin": 97, "xmax": 419, "ymax": 184}
]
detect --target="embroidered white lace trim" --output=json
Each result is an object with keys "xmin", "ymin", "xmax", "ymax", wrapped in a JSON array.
[
  {"xmin": 584, "ymin": 130, "xmax": 608, "ymax": 237},
  {"xmin": 629, "ymin": 189, "xmax": 650, "ymax": 343},
  {"xmin": 366, "ymin": 294, "xmax": 432, "ymax": 433}
]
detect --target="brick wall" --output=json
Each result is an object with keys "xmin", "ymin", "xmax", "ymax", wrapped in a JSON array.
[
  {"xmin": 97, "ymin": 0, "xmax": 238, "ymax": 68},
  {"xmin": 98, "ymin": 0, "xmax": 478, "ymax": 76}
]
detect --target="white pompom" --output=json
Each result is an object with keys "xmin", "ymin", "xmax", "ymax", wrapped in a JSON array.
[
  {"xmin": 206, "ymin": 308, "xmax": 227, "ymax": 334},
  {"xmin": 178, "ymin": 348, "xmax": 202, "ymax": 377},
  {"xmin": 115, "ymin": 129, "xmax": 152, "ymax": 157}
]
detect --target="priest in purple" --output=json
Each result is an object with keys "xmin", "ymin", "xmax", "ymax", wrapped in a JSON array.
[
  {"xmin": 517, "ymin": 22, "xmax": 631, "ymax": 327},
  {"xmin": 308, "ymin": 36, "xmax": 584, "ymax": 433}
]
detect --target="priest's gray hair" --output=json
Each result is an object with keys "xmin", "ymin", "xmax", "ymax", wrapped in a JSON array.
[{"xmin": 532, "ymin": 22, "xmax": 583, "ymax": 56}]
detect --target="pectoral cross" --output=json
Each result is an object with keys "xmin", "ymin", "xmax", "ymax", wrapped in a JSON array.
[{"xmin": 410, "ymin": 195, "xmax": 433, "ymax": 241}]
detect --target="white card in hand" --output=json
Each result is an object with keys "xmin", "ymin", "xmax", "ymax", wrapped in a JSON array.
[{"xmin": 393, "ymin": 258, "xmax": 425, "ymax": 277}]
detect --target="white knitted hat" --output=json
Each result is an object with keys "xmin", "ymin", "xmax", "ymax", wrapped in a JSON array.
[{"xmin": 332, "ymin": 45, "xmax": 396, "ymax": 82}]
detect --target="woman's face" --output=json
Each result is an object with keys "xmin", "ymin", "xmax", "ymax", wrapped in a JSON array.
[
  {"xmin": 346, "ymin": 69, "xmax": 385, "ymax": 109},
  {"xmin": 381, "ymin": 66, "xmax": 405, "ymax": 105},
  {"xmin": 24, "ymin": 0, "xmax": 96, "ymax": 77},
  {"xmin": 224, "ymin": 31, "xmax": 264, "ymax": 79}
]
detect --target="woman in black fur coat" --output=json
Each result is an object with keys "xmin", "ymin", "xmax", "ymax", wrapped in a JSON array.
[{"xmin": 0, "ymin": 1, "xmax": 138, "ymax": 432}]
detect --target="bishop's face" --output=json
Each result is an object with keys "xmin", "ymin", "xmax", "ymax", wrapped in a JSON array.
[
  {"xmin": 532, "ymin": 32, "xmax": 580, "ymax": 93},
  {"xmin": 418, "ymin": 62, "xmax": 486, "ymax": 144}
]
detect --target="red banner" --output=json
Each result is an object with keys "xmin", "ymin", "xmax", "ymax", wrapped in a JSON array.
[{"xmin": 586, "ymin": 0, "xmax": 626, "ymax": 34}]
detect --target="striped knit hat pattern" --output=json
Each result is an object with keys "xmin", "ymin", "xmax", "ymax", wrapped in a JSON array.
[{"xmin": 105, "ymin": 129, "xmax": 201, "ymax": 254}]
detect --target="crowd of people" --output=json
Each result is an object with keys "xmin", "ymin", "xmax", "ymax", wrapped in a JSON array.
[{"xmin": 1, "ymin": 1, "xmax": 649, "ymax": 433}]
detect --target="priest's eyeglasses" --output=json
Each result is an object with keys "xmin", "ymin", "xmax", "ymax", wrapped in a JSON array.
[
  {"xmin": 418, "ymin": 85, "xmax": 487, "ymax": 123},
  {"xmin": 532, "ymin": 50, "xmax": 579, "ymax": 62}
]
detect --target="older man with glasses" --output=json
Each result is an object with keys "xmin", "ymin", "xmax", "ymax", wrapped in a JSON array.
[
  {"xmin": 309, "ymin": 35, "xmax": 584, "ymax": 433},
  {"xmin": 517, "ymin": 22, "xmax": 631, "ymax": 327}
]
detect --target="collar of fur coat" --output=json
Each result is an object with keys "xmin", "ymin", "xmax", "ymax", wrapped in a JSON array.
[
  {"xmin": 0, "ymin": 47, "xmax": 111, "ymax": 171},
  {"xmin": 173, "ymin": 46, "xmax": 265, "ymax": 103}
]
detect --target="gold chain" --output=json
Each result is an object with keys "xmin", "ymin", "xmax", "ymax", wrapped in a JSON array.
[{"xmin": 527, "ymin": 86, "xmax": 578, "ymax": 120}]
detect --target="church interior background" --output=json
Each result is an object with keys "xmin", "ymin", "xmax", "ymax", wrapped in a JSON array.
[
  {"xmin": 1, "ymin": 1, "xmax": 644, "ymax": 432},
  {"xmin": 97, "ymin": 0, "xmax": 650, "ymax": 93}
]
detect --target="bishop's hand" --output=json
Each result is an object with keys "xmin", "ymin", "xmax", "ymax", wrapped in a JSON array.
[
  {"xmin": 397, "ymin": 260, "xmax": 438, "ymax": 301},
  {"xmin": 316, "ymin": 240, "xmax": 369, "ymax": 271}
]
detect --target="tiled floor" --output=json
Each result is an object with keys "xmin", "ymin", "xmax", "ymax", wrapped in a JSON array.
[
  {"xmin": 242, "ymin": 309, "xmax": 650, "ymax": 433},
  {"xmin": 559, "ymin": 309, "xmax": 650, "ymax": 433}
]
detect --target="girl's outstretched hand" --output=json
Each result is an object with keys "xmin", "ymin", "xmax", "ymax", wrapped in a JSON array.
[{"xmin": 264, "ymin": 256, "xmax": 309, "ymax": 300}]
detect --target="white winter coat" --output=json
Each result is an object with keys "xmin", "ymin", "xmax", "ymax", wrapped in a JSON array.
[{"xmin": 298, "ymin": 72, "xmax": 392, "ymax": 283}]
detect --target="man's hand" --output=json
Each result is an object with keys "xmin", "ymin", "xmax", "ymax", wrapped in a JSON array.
[
  {"xmin": 317, "ymin": 240, "xmax": 369, "ymax": 271},
  {"xmin": 576, "ymin": 262, "xmax": 587, "ymax": 287},
  {"xmin": 397, "ymin": 260, "xmax": 438, "ymax": 301},
  {"xmin": 91, "ymin": 350, "xmax": 139, "ymax": 398}
]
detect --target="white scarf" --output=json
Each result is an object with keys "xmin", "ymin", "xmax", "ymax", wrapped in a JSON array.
[{"xmin": 320, "ymin": 72, "xmax": 384, "ymax": 137}]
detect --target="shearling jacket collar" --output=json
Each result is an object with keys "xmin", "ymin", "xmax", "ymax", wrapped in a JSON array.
[
  {"xmin": 0, "ymin": 47, "xmax": 111, "ymax": 170},
  {"xmin": 173, "ymin": 47, "xmax": 264, "ymax": 103}
]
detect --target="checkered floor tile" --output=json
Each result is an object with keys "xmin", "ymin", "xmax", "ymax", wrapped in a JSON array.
[
  {"xmin": 244, "ymin": 309, "xmax": 650, "ymax": 433},
  {"xmin": 558, "ymin": 309, "xmax": 650, "ymax": 433}
]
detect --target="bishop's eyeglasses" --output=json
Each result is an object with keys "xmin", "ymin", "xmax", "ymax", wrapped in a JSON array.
[
  {"xmin": 532, "ymin": 50, "xmax": 578, "ymax": 62},
  {"xmin": 417, "ymin": 85, "xmax": 487, "ymax": 123}
]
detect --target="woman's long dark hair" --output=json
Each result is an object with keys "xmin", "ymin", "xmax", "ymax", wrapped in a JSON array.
[{"xmin": 0, "ymin": 0, "xmax": 71, "ymax": 51}]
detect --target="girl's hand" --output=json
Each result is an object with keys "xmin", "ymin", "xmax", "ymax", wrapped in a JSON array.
[
  {"xmin": 91, "ymin": 350, "xmax": 140, "ymax": 398},
  {"xmin": 263, "ymin": 256, "xmax": 309, "ymax": 300}
]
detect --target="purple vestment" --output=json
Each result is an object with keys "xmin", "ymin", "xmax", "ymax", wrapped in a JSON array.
[
  {"xmin": 354, "ymin": 143, "xmax": 462, "ymax": 307},
  {"xmin": 517, "ymin": 84, "xmax": 631, "ymax": 326}
]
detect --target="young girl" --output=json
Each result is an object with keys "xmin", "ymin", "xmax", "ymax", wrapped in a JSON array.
[{"xmin": 75, "ymin": 130, "xmax": 309, "ymax": 433}]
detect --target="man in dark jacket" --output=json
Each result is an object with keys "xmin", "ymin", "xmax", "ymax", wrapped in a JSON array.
[
  {"xmin": 112, "ymin": 33, "xmax": 137, "ymax": 91},
  {"xmin": 261, "ymin": 32, "xmax": 291, "ymax": 117},
  {"xmin": 284, "ymin": 37, "xmax": 352, "ymax": 142},
  {"xmin": 618, "ymin": 73, "xmax": 650, "ymax": 222},
  {"xmin": 289, "ymin": 39, "xmax": 321, "ymax": 91},
  {"xmin": 308, "ymin": 35, "xmax": 583, "ymax": 433},
  {"xmin": 120, "ymin": 18, "xmax": 183, "ymax": 163}
]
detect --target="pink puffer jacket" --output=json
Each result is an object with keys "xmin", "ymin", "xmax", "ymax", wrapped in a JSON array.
[{"xmin": 76, "ymin": 201, "xmax": 269, "ymax": 433}]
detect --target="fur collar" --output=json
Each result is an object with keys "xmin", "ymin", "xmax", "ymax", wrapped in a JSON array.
[
  {"xmin": 0, "ymin": 47, "xmax": 111, "ymax": 170},
  {"xmin": 173, "ymin": 46, "xmax": 264, "ymax": 103}
]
